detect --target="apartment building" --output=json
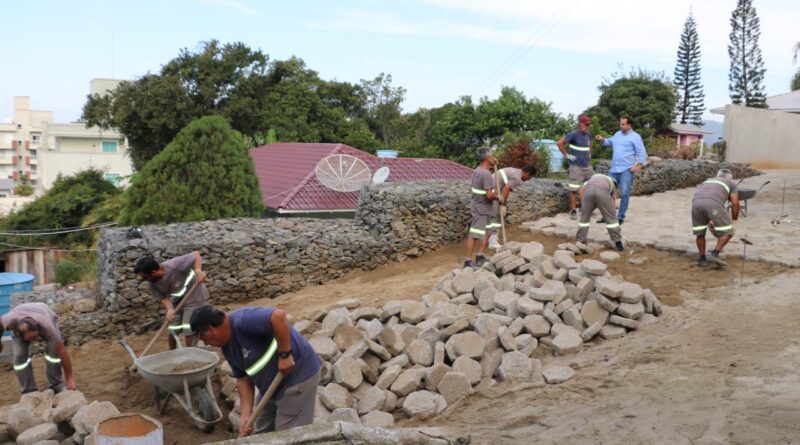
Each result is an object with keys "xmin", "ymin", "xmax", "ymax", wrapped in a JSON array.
[{"xmin": 0, "ymin": 79, "xmax": 132, "ymax": 195}]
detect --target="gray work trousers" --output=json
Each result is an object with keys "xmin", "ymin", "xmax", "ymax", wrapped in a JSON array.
[
  {"xmin": 253, "ymin": 369, "xmax": 321, "ymax": 434},
  {"xmin": 13, "ymin": 336, "xmax": 64, "ymax": 394},
  {"xmin": 577, "ymin": 188, "xmax": 622, "ymax": 243}
]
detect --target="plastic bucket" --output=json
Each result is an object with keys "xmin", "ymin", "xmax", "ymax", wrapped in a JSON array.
[{"xmin": 96, "ymin": 413, "xmax": 163, "ymax": 445}]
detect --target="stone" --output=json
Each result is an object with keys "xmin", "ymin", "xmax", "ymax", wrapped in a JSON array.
[
  {"xmin": 351, "ymin": 307, "xmax": 384, "ymax": 321},
  {"xmin": 320, "ymin": 361, "xmax": 333, "ymax": 385},
  {"xmin": 390, "ymin": 369, "xmax": 424, "ymax": 397},
  {"xmin": 562, "ymin": 306, "xmax": 584, "ymax": 330},
  {"xmin": 319, "ymin": 383, "xmax": 353, "ymax": 410},
  {"xmin": 406, "ymin": 339, "xmax": 434, "ymax": 367},
  {"xmin": 508, "ymin": 317, "xmax": 525, "ymax": 336},
  {"xmin": 76, "ymin": 299, "xmax": 96, "ymax": 313},
  {"xmin": 400, "ymin": 301, "xmax": 427, "ymax": 324},
  {"xmin": 379, "ymin": 354, "xmax": 409, "ymax": 373},
  {"xmin": 609, "ymin": 315, "xmax": 640, "ymax": 330},
  {"xmin": 551, "ymin": 268, "xmax": 568, "ymax": 282},
  {"xmin": 329, "ymin": 407, "xmax": 361, "ymax": 424},
  {"xmin": 451, "ymin": 293, "xmax": 476, "ymax": 305},
  {"xmin": 528, "ymin": 287, "xmax": 556, "ymax": 302},
  {"xmin": 356, "ymin": 358, "xmax": 378, "ymax": 385},
  {"xmin": 51, "ymin": 390, "xmax": 87, "ymax": 423},
  {"xmin": 520, "ymin": 242, "xmax": 544, "ymax": 261},
  {"xmin": 552, "ymin": 327, "xmax": 583, "ymax": 355},
  {"xmin": 480, "ymin": 348, "xmax": 504, "ymax": 379},
  {"xmin": 501, "ymin": 257, "xmax": 526, "ymax": 275},
  {"xmin": 452, "ymin": 273, "xmax": 477, "ymax": 294},
  {"xmin": 568, "ymin": 267, "xmax": 587, "ymax": 284},
  {"xmin": 471, "ymin": 314, "xmax": 501, "ymax": 338},
  {"xmin": 617, "ymin": 302, "xmax": 645, "ymax": 320},
  {"xmin": 594, "ymin": 278, "xmax": 623, "ymax": 298},
  {"xmin": 72, "ymin": 401, "xmax": 120, "ymax": 436},
  {"xmin": 321, "ymin": 308, "xmax": 353, "ymax": 333},
  {"xmin": 497, "ymin": 351, "xmax": 533, "ymax": 380},
  {"xmin": 377, "ymin": 327, "xmax": 405, "ymax": 356},
  {"xmin": 423, "ymin": 292, "xmax": 451, "ymax": 307},
  {"xmin": 445, "ymin": 332, "xmax": 486, "ymax": 361},
  {"xmin": 594, "ymin": 293, "xmax": 619, "ymax": 313},
  {"xmin": 333, "ymin": 357, "xmax": 364, "ymax": 391},
  {"xmin": 397, "ymin": 324, "xmax": 422, "ymax": 349},
  {"xmin": 580, "ymin": 259, "xmax": 607, "ymax": 276},
  {"xmin": 424, "ymin": 363, "xmax": 452, "ymax": 392},
  {"xmin": 576, "ymin": 277, "xmax": 594, "ymax": 299},
  {"xmin": 334, "ymin": 324, "xmax": 365, "ymax": 352},
  {"xmin": 437, "ymin": 372, "xmax": 472, "ymax": 404},
  {"xmin": 453, "ymin": 356, "xmax": 482, "ymax": 385},
  {"xmin": 315, "ymin": 398, "xmax": 331, "ymax": 421},
  {"xmin": 540, "ymin": 258, "xmax": 558, "ymax": 278},
  {"xmin": 542, "ymin": 366, "xmax": 576, "ymax": 384},
  {"xmin": 382, "ymin": 390, "xmax": 398, "ymax": 412},
  {"xmin": 516, "ymin": 297, "xmax": 544, "ymax": 316},
  {"xmin": 294, "ymin": 320, "xmax": 319, "ymax": 336},
  {"xmin": 581, "ymin": 322, "xmax": 603, "ymax": 341},
  {"xmin": 340, "ymin": 340, "xmax": 369, "ymax": 361},
  {"xmin": 553, "ymin": 251, "xmax": 578, "ymax": 269},
  {"xmin": 356, "ymin": 319, "xmax": 384, "ymax": 340},
  {"xmin": 416, "ymin": 326, "xmax": 441, "ymax": 348},
  {"xmin": 647, "ymin": 289, "xmax": 664, "ymax": 316},
  {"xmin": 627, "ymin": 256, "xmax": 648, "ymax": 265},
  {"xmin": 361, "ymin": 410, "xmax": 395, "ymax": 428},
  {"xmin": 434, "ymin": 341, "xmax": 446, "ymax": 365},
  {"xmin": 640, "ymin": 313, "xmax": 658, "ymax": 325},
  {"xmin": 366, "ymin": 340, "xmax": 392, "ymax": 362},
  {"xmin": 554, "ymin": 298, "xmax": 574, "ymax": 315},
  {"xmin": 580, "ymin": 300, "xmax": 610, "ymax": 326},
  {"xmin": 497, "ymin": 326, "xmax": 517, "ymax": 351},
  {"xmin": 515, "ymin": 334, "xmax": 537, "ymax": 351},
  {"xmin": 7, "ymin": 404, "xmax": 44, "ymax": 437},
  {"xmin": 523, "ymin": 315, "xmax": 551, "ymax": 337},
  {"xmin": 21, "ymin": 391, "xmax": 54, "ymax": 420},
  {"xmin": 402, "ymin": 391, "xmax": 447, "ymax": 419},
  {"xmin": 356, "ymin": 386, "xmax": 386, "ymax": 415},
  {"xmin": 309, "ymin": 337, "xmax": 340, "ymax": 361},
  {"xmin": 375, "ymin": 365, "xmax": 403, "ymax": 391},
  {"xmin": 542, "ymin": 308, "xmax": 562, "ymax": 326},
  {"xmin": 575, "ymin": 241, "xmax": 594, "ymax": 254},
  {"xmin": 542, "ymin": 280, "xmax": 568, "ymax": 304},
  {"xmin": 441, "ymin": 317, "xmax": 470, "ymax": 339},
  {"xmin": 493, "ymin": 291, "xmax": 519, "ymax": 312},
  {"xmin": 620, "ymin": 283, "xmax": 645, "ymax": 304},
  {"xmin": 334, "ymin": 298, "xmax": 361, "ymax": 309},
  {"xmin": 599, "ymin": 325, "xmax": 627, "ymax": 339},
  {"xmin": 599, "ymin": 251, "xmax": 621, "ymax": 262},
  {"xmin": 16, "ymin": 423, "xmax": 58, "ymax": 445}
]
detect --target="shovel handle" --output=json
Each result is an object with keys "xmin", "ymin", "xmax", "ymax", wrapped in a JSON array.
[{"xmin": 243, "ymin": 372, "xmax": 284, "ymax": 433}]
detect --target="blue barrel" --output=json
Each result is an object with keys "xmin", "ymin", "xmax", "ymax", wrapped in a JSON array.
[
  {"xmin": 0, "ymin": 273, "xmax": 35, "ymax": 336},
  {"xmin": 376, "ymin": 150, "xmax": 398, "ymax": 158}
]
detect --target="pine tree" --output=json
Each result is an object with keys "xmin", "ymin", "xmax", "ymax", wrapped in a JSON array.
[
  {"xmin": 727, "ymin": 0, "xmax": 767, "ymax": 108},
  {"xmin": 673, "ymin": 12, "xmax": 705, "ymax": 125},
  {"xmin": 121, "ymin": 115, "xmax": 263, "ymax": 225}
]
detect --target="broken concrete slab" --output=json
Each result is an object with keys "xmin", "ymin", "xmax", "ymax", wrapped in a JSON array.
[{"xmin": 542, "ymin": 366, "xmax": 576, "ymax": 384}]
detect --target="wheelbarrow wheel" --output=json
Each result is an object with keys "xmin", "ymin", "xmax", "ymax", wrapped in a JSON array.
[{"xmin": 190, "ymin": 387, "xmax": 217, "ymax": 433}]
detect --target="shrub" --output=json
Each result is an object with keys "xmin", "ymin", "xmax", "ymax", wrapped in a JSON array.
[
  {"xmin": 55, "ymin": 259, "xmax": 83, "ymax": 287},
  {"xmin": 495, "ymin": 133, "xmax": 549, "ymax": 178}
]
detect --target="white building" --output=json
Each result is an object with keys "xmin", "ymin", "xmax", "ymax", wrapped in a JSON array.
[{"xmin": 0, "ymin": 79, "xmax": 132, "ymax": 195}]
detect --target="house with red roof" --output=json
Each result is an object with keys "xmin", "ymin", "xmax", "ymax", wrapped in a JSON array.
[{"xmin": 250, "ymin": 143, "xmax": 473, "ymax": 216}]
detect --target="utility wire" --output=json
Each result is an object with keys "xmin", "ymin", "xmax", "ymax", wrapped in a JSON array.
[
  {"xmin": 0, "ymin": 222, "xmax": 118, "ymax": 237},
  {"xmin": 0, "ymin": 242, "xmax": 96, "ymax": 252}
]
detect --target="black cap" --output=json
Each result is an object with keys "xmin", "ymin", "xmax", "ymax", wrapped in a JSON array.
[{"xmin": 189, "ymin": 305, "xmax": 219, "ymax": 335}]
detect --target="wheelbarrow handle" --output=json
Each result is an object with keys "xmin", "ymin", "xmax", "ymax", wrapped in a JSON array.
[{"xmin": 243, "ymin": 373, "xmax": 284, "ymax": 434}]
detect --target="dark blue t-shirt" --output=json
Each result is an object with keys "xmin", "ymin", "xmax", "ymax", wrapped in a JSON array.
[
  {"xmin": 222, "ymin": 307, "xmax": 321, "ymax": 400},
  {"xmin": 564, "ymin": 130, "xmax": 592, "ymax": 167}
]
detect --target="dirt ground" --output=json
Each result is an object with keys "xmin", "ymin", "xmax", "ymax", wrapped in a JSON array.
[{"xmin": 0, "ymin": 228, "xmax": 794, "ymax": 444}]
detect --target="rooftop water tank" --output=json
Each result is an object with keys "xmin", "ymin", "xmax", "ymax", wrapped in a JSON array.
[
  {"xmin": 376, "ymin": 150, "xmax": 398, "ymax": 158},
  {"xmin": 0, "ymin": 273, "xmax": 35, "ymax": 336}
]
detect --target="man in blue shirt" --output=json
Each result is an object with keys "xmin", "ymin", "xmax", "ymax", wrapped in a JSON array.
[
  {"xmin": 595, "ymin": 115, "xmax": 648, "ymax": 224},
  {"xmin": 190, "ymin": 305, "xmax": 321, "ymax": 437}
]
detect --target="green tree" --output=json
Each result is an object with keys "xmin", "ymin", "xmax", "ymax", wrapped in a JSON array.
[
  {"xmin": 359, "ymin": 73, "xmax": 407, "ymax": 148},
  {"xmin": 584, "ymin": 69, "xmax": 678, "ymax": 140},
  {"xmin": 674, "ymin": 11, "xmax": 705, "ymax": 125},
  {"xmin": 121, "ymin": 116, "xmax": 263, "ymax": 225},
  {"xmin": 0, "ymin": 168, "xmax": 119, "ymax": 247},
  {"xmin": 791, "ymin": 42, "xmax": 800, "ymax": 91},
  {"xmin": 728, "ymin": 0, "xmax": 767, "ymax": 107}
]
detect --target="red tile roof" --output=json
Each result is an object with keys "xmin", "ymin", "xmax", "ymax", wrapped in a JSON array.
[{"xmin": 250, "ymin": 143, "xmax": 473, "ymax": 212}]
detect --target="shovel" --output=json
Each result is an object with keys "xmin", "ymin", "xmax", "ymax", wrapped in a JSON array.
[
  {"xmin": 493, "ymin": 164, "xmax": 508, "ymax": 245},
  {"xmin": 242, "ymin": 372, "xmax": 284, "ymax": 436}
]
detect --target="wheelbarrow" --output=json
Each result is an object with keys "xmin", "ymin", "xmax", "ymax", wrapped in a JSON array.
[
  {"xmin": 727, "ymin": 180, "xmax": 770, "ymax": 217},
  {"xmin": 119, "ymin": 337, "xmax": 223, "ymax": 432}
]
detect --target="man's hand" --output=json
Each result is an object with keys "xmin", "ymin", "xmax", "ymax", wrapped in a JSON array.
[
  {"xmin": 566, "ymin": 154, "xmax": 577, "ymax": 162},
  {"xmin": 195, "ymin": 270, "xmax": 206, "ymax": 283},
  {"xmin": 239, "ymin": 411, "xmax": 253, "ymax": 437},
  {"xmin": 166, "ymin": 308, "xmax": 176, "ymax": 322},
  {"xmin": 66, "ymin": 375, "xmax": 76, "ymax": 390},
  {"xmin": 595, "ymin": 135, "xmax": 605, "ymax": 142},
  {"xmin": 629, "ymin": 164, "xmax": 641, "ymax": 173},
  {"xmin": 278, "ymin": 355, "xmax": 295, "ymax": 375}
]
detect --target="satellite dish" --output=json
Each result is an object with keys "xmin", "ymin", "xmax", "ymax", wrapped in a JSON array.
[
  {"xmin": 314, "ymin": 154, "xmax": 372, "ymax": 192},
  {"xmin": 372, "ymin": 166, "xmax": 390, "ymax": 184}
]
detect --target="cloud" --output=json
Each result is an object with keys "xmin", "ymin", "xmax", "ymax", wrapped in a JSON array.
[
  {"xmin": 185, "ymin": 0, "xmax": 257, "ymax": 14},
  {"xmin": 306, "ymin": 9, "xmax": 423, "ymax": 35}
]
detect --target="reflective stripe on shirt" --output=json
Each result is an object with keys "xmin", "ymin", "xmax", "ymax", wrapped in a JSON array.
[{"xmin": 245, "ymin": 338, "xmax": 278, "ymax": 377}]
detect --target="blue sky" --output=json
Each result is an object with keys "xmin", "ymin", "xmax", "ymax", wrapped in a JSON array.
[{"xmin": 2, "ymin": 0, "xmax": 798, "ymax": 125}]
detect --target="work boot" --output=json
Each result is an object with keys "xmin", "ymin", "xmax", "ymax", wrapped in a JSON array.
[
  {"xmin": 463, "ymin": 259, "xmax": 476, "ymax": 269},
  {"xmin": 475, "ymin": 254, "xmax": 488, "ymax": 267},
  {"xmin": 570, "ymin": 209, "xmax": 577, "ymax": 220},
  {"xmin": 697, "ymin": 256, "xmax": 709, "ymax": 268},
  {"xmin": 618, "ymin": 219, "xmax": 625, "ymax": 225},
  {"xmin": 614, "ymin": 241, "xmax": 624, "ymax": 252},
  {"xmin": 708, "ymin": 251, "xmax": 727, "ymax": 266}
]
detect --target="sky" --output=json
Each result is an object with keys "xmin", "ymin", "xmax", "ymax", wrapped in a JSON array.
[{"xmin": 2, "ymin": 0, "xmax": 798, "ymax": 126}]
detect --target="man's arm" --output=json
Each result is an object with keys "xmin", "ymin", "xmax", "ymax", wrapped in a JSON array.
[
  {"xmin": 630, "ymin": 135, "xmax": 648, "ymax": 172},
  {"xmin": 486, "ymin": 188, "xmax": 500, "ymax": 201},
  {"xmin": 579, "ymin": 185, "xmax": 586, "ymax": 202},
  {"xmin": 192, "ymin": 251, "xmax": 206, "ymax": 283},
  {"xmin": 730, "ymin": 192, "xmax": 740, "ymax": 220},
  {"xmin": 55, "ymin": 342, "xmax": 76, "ymax": 390},
  {"xmin": 501, "ymin": 184, "xmax": 512, "ymax": 205},
  {"xmin": 236, "ymin": 376, "xmax": 256, "ymax": 437},
  {"xmin": 161, "ymin": 298, "xmax": 176, "ymax": 322},
  {"xmin": 556, "ymin": 136, "xmax": 569, "ymax": 156},
  {"xmin": 269, "ymin": 309, "xmax": 295, "ymax": 375}
]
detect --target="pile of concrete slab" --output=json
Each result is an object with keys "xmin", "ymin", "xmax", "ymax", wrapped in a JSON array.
[
  {"xmin": 220, "ymin": 241, "xmax": 663, "ymax": 432},
  {"xmin": 0, "ymin": 389, "xmax": 119, "ymax": 445}
]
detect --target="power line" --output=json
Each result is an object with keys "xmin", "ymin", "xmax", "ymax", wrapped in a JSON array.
[
  {"xmin": 0, "ymin": 222, "xmax": 118, "ymax": 237},
  {"xmin": 0, "ymin": 242, "xmax": 96, "ymax": 252}
]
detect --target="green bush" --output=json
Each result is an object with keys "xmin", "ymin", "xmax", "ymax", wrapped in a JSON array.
[
  {"xmin": 55, "ymin": 259, "xmax": 83, "ymax": 287},
  {"xmin": 534, "ymin": 144, "xmax": 552, "ymax": 178}
]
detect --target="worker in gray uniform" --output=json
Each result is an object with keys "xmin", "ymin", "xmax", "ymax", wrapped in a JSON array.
[
  {"xmin": 577, "ymin": 173, "xmax": 624, "ymax": 251},
  {"xmin": 691, "ymin": 168, "xmax": 740, "ymax": 267},
  {"xmin": 465, "ymin": 147, "xmax": 500, "ymax": 268},
  {"xmin": 487, "ymin": 164, "xmax": 537, "ymax": 249}
]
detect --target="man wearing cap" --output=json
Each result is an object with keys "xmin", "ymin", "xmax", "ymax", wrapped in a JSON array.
[
  {"xmin": 557, "ymin": 115, "xmax": 594, "ymax": 220},
  {"xmin": 190, "ymin": 305, "xmax": 321, "ymax": 437},
  {"xmin": 134, "ymin": 251, "xmax": 209, "ymax": 349},
  {"xmin": 691, "ymin": 169, "xmax": 740, "ymax": 267},
  {"xmin": 595, "ymin": 115, "xmax": 648, "ymax": 225},
  {"xmin": 488, "ymin": 164, "xmax": 538, "ymax": 249},
  {"xmin": 577, "ymin": 173, "xmax": 624, "ymax": 251},
  {"xmin": 0, "ymin": 302, "xmax": 76, "ymax": 394},
  {"xmin": 465, "ymin": 147, "xmax": 501, "ymax": 268}
]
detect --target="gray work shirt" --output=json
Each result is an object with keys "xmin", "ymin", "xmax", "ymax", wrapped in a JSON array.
[
  {"xmin": 693, "ymin": 177, "xmax": 738, "ymax": 205},
  {"xmin": 494, "ymin": 167, "xmax": 523, "ymax": 190},
  {"xmin": 1, "ymin": 302, "xmax": 62, "ymax": 347},
  {"xmin": 470, "ymin": 167, "xmax": 495, "ymax": 215},
  {"xmin": 584, "ymin": 174, "xmax": 616, "ymax": 193},
  {"xmin": 149, "ymin": 253, "xmax": 210, "ymax": 306}
]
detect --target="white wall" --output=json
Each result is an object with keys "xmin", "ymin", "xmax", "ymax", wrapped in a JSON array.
[
  {"xmin": 723, "ymin": 105, "xmax": 800, "ymax": 168},
  {"xmin": 38, "ymin": 152, "xmax": 132, "ymax": 190}
]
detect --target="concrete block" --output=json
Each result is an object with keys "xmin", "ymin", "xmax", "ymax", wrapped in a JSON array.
[
  {"xmin": 542, "ymin": 366, "xmax": 576, "ymax": 384},
  {"xmin": 437, "ymin": 372, "xmax": 472, "ymax": 404},
  {"xmin": 402, "ymin": 391, "xmax": 447, "ymax": 419},
  {"xmin": 497, "ymin": 351, "xmax": 533, "ymax": 380}
]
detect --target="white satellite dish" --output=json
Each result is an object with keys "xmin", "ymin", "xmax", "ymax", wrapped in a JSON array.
[
  {"xmin": 372, "ymin": 166, "xmax": 390, "ymax": 184},
  {"xmin": 314, "ymin": 154, "xmax": 372, "ymax": 192}
]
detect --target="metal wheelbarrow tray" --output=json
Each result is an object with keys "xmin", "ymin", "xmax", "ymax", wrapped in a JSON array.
[
  {"xmin": 727, "ymin": 180, "xmax": 770, "ymax": 217},
  {"xmin": 119, "ymin": 339, "xmax": 223, "ymax": 432}
]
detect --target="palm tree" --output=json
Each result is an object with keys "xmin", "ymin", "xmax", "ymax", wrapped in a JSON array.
[{"xmin": 792, "ymin": 42, "xmax": 800, "ymax": 91}]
